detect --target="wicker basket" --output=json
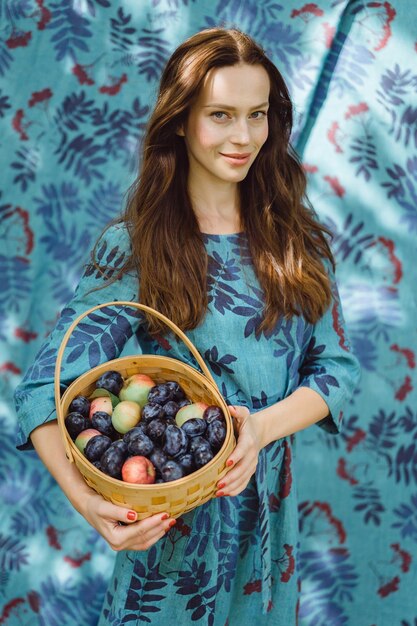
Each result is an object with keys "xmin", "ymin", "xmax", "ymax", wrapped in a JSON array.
[{"xmin": 54, "ymin": 301, "xmax": 235, "ymax": 519}]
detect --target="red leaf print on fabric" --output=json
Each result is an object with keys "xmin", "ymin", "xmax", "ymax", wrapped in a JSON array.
[
  {"xmin": 369, "ymin": 1, "xmax": 396, "ymax": 51},
  {"xmin": 2, "ymin": 206, "xmax": 34, "ymax": 254},
  {"xmin": 6, "ymin": 31, "xmax": 32, "ymax": 48},
  {"xmin": 395, "ymin": 375, "xmax": 413, "ymax": 401},
  {"xmin": 345, "ymin": 428, "xmax": 366, "ymax": 452},
  {"xmin": 99, "ymin": 73, "xmax": 128, "ymax": 95},
  {"xmin": 324, "ymin": 175, "xmax": 345, "ymax": 197},
  {"xmin": 28, "ymin": 88, "xmax": 53, "ymax": 107},
  {"xmin": 291, "ymin": 3, "xmax": 324, "ymax": 18},
  {"xmin": 331, "ymin": 297, "xmax": 349, "ymax": 351},
  {"xmin": 327, "ymin": 121, "xmax": 344, "ymax": 153},
  {"xmin": 345, "ymin": 102, "xmax": 369, "ymax": 119},
  {"xmin": 12, "ymin": 110, "xmax": 30, "ymax": 141},
  {"xmin": 46, "ymin": 525, "xmax": 62, "ymax": 550},
  {"xmin": 277, "ymin": 544, "xmax": 295, "ymax": 583},
  {"xmin": 337, "ymin": 458, "xmax": 358, "ymax": 485},
  {"xmin": 0, "ymin": 598, "xmax": 26, "ymax": 624},
  {"xmin": 375, "ymin": 237, "xmax": 402, "ymax": 284},
  {"xmin": 243, "ymin": 579, "xmax": 261, "ymax": 595},
  {"xmin": 302, "ymin": 163, "xmax": 318, "ymax": 173},
  {"xmin": 391, "ymin": 543, "xmax": 412, "ymax": 573},
  {"xmin": 0, "ymin": 362, "xmax": 21, "ymax": 375},
  {"xmin": 390, "ymin": 344, "xmax": 415, "ymax": 369},
  {"xmin": 36, "ymin": 0, "xmax": 52, "ymax": 30},
  {"xmin": 377, "ymin": 575, "xmax": 399, "ymax": 597},
  {"xmin": 14, "ymin": 327, "xmax": 38, "ymax": 342},
  {"xmin": 27, "ymin": 590, "xmax": 41, "ymax": 613},
  {"xmin": 64, "ymin": 552, "xmax": 91, "ymax": 567},
  {"xmin": 72, "ymin": 64, "xmax": 95, "ymax": 86}
]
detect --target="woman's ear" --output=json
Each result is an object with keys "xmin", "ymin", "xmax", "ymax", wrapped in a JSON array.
[{"xmin": 176, "ymin": 125, "xmax": 185, "ymax": 137}]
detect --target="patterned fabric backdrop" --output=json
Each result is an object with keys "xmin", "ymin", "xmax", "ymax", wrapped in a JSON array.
[{"xmin": 1, "ymin": 1, "xmax": 416, "ymax": 624}]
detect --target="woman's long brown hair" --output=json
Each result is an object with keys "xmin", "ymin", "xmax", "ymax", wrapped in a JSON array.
[{"xmin": 93, "ymin": 27, "xmax": 334, "ymax": 335}]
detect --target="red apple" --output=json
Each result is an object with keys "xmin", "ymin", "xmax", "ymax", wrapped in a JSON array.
[
  {"xmin": 75, "ymin": 428, "xmax": 102, "ymax": 454},
  {"xmin": 121, "ymin": 456, "xmax": 156, "ymax": 484},
  {"xmin": 119, "ymin": 374, "xmax": 155, "ymax": 407},
  {"xmin": 89, "ymin": 397, "xmax": 112, "ymax": 418},
  {"xmin": 175, "ymin": 402, "xmax": 208, "ymax": 427}
]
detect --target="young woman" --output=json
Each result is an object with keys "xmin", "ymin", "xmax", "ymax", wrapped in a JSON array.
[{"xmin": 14, "ymin": 28, "xmax": 360, "ymax": 625}]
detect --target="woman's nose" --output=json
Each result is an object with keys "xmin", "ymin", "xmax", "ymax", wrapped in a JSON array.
[{"xmin": 230, "ymin": 119, "xmax": 250, "ymax": 144}]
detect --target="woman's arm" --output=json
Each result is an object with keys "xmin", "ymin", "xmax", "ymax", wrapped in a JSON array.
[
  {"xmin": 216, "ymin": 389, "xmax": 328, "ymax": 497},
  {"xmin": 30, "ymin": 420, "xmax": 176, "ymax": 550}
]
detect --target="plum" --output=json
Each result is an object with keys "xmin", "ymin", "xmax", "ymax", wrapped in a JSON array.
[
  {"xmin": 181, "ymin": 418, "xmax": 207, "ymax": 438},
  {"xmin": 127, "ymin": 432, "xmax": 154, "ymax": 457},
  {"xmin": 147, "ymin": 384, "xmax": 172, "ymax": 406},
  {"xmin": 100, "ymin": 443, "xmax": 127, "ymax": 479},
  {"xmin": 149, "ymin": 448, "xmax": 169, "ymax": 473},
  {"xmin": 123, "ymin": 425, "xmax": 147, "ymax": 444},
  {"xmin": 75, "ymin": 428, "xmax": 102, "ymax": 454},
  {"xmin": 176, "ymin": 453, "xmax": 195, "ymax": 475},
  {"xmin": 203, "ymin": 405, "xmax": 225, "ymax": 425},
  {"xmin": 194, "ymin": 446, "xmax": 214, "ymax": 469},
  {"xmin": 206, "ymin": 420, "xmax": 227, "ymax": 452},
  {"xmin": 84, "ymin": 435, "xmax": 112, "ymax": 463},
  {"xmin": 68, "ymin": 395, "xmax": 90, "ymax": 418},
  {"xmin": 96, "ymin": 370, "xmax": 124, "ymax": 396},
  {"xmin": 91, "ymin": 411, "xmax": 117, "ymax": 438},
  {"xmin": 163, "ymin": 424, "xmax": 188, "ymax": 458},
  {"xmin": 141, "ymin": 403, "xmax": 165, "ymax": 422},
  {"xmin": 165, "ymin": 381, "xmax": 186, "ymax": 401},
  {"xmin": 146, "ymin": 418, "xmax": 168, "ymax": 444},
  {"xmin": 188, "ymin": 436, "xmax": 211, "ymax": 455},
  {"xmin": 162, "ymin": 400, "xmax": 179, "ymax": 419},
  {"xmin": 160, "ymin": 460, "xmax": 184, "ymax": 482},
  {"xmin": 65, "ymin": 412, "xmax": 90, "ymax": 439}
]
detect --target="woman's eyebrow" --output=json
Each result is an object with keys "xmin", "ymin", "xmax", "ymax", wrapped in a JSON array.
[{"xmin": 203, "ymin": 101, "xmax": 269, "ymax": 109}]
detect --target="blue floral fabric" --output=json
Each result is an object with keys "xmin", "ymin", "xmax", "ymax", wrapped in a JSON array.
[
  {"xmin": 14, "ymin": 223, "xmax": 360, "ymax": 624},
  {"xmin": 2, "ymin": 1, "xmax": 417, "ymax": 625}
]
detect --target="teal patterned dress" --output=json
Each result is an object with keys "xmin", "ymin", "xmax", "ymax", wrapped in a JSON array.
[{"xmin": 14, "ymin": 223, "xmax": 361, "ymax": 626}]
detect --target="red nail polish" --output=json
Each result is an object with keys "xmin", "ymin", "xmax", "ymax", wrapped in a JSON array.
[
  {"xmin": 226, "ymin": 459, "xmax": 234, "ymax": 467},
  {"xmin": 161, "ymin": 513, "xmax": 169, "ymax": 521},
  {"xmin": 216, "ymin": 491, "xmax": 225, "ymax": 497},
  {"xmin": 169, "ymin": 519, "xmax": 177, "ymax": 527},
  {"xmin": 217, "ymin": 481, "xmax": 226, "ymax": 489},
  {"xmin": 127, "ymin": 511, "xmax": 136, "ymax": 521}
]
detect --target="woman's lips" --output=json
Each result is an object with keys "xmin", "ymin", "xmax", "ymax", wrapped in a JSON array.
[{"xmin": 220, "ymin": 152, "xmax": 252, "ymax": 165}]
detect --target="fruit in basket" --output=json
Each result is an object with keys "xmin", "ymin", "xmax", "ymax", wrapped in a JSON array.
[
  {"xmin": 203, "ymin": 405, "xmax": 226, "ymax": 424},
  {"xmin": 141, "ymin": 403, "xmax": 165, "ymax": 422},
  {"xmin": 100, "ymin": 441, "xmax": 128, "ymax": 479},
  {"xmin": 91, "ymin": 411, "xmax": 117, "ymax": 438},
  {"xmin": 181, "ymin": 417, "xmax": 207, "ymax": 438},
  {"xmin": 194, "ymin": 445, "xmax": 214, "ymax": 469},
  {"xmin": 84, "ymin": 435, "xmax": 112, "ymax": 463},
  {"xmin": 65, "ymin": 412, "xmax": 91, "ymax": 439},
  {"xmin": 146, "ymin": 417, "xmax": 169, "ymax": 443},
  {"xmin": 165, "ymin": 381, "xmax": 186, "ymax": 401},
  {"xmin": 127, "ymin": 432, "xmax": 154, "ymax": 457},
  {"xmin": 160, "ymin": 459, "xmax": 184, "ymax": 482},
  {"xmin": 68, "ymin": 395, "xmax": 90, "ymax": 418},
  {"xmin": 163, "ymin": 424, "xmax": 189, "ymax": 458},
  {"xmin": 122, "ymin": 455, "xmax": 156, "ymax": 484},
  {"xmin": 119, "ymin": 374, "xmax": 155, "ymax": 407},
  {"xmin": 89, "ymin": 397, "xmax": 112, "ymax": 418},
  {"xmin": 163, "ymin": 400, "xmax": 179, "ymax": 419},
  {"xmin": 175, "ymin": 402, "xmax": 208, "ymax": 427},
  {"xmin": 206, "ymin": 420, "xmax": 227, "ymax": 452},
  {"xmin": 96, "ymin": 370, "xmax": 124, "ymax": 396},
  {"xmin": 147, "ymin": 383, "xmax": 173, "ymax": 405},
  {"xmin": 75, "ymin": 428, "xmax": 102, "ymax": 454},
  {"xmin": 112, "ymin": 400, "xmax": 141, "ymax": 434},
  {"xmin": 177, "ymin": 452, "xmax": 195, "ymax": 475}
]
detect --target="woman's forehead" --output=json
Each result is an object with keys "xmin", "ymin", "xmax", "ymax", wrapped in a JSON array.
[{"xmin": 197, "ymin": 63, "xmax": 270, "ymax": 107}]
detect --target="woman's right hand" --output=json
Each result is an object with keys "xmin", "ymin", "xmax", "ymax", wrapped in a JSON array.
[{"xmin": 82, "ymin": 491, "xmax": 176, "ymax": 551}]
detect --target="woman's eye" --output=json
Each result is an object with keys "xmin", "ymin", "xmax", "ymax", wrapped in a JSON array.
[
  {"xmin": 250, "ymin": 111, "xmax": 267, "ymax": 119},
  {"xmin": 211, "ymin": 111, "xmax": 228, "ymax": 120}
]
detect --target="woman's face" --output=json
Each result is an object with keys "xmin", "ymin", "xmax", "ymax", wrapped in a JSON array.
[{"xmin": 178, "ymin": 63, "xmax": 270, "ymax": 188}]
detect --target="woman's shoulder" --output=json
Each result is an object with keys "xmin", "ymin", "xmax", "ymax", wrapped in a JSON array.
[{"xmin": 92, "ymin": 220, "xmax": 132, "ymax": 269}]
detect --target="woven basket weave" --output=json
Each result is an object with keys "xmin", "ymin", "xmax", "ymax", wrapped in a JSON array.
[{"xmin": 55, "ymin": 301, "xmax": 235, "ymax": 519}]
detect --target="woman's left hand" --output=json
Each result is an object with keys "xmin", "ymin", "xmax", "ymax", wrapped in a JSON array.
[{"xmin": 215, "ymin": 405, "xmax": 262, "ymax": 498}]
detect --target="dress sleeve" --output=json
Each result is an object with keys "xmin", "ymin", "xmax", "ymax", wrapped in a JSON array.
[
  {"xmin": 14, "ymin": 223, "xmax": 142, "ymax": 450},
  {"xmin": 298, "ymin": 264, "xmax": 361, "ymax": 433}
]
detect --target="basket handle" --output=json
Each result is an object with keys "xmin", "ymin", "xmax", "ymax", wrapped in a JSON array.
[{"xmin": 54, "ymin": 300, "xmax": 217, "ymax": 462}]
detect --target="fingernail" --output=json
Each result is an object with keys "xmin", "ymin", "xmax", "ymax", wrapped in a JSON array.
[
  {"xmin": 168, "ymin": 519, "xmax": 177, "ymax": 528},
  {"xmin": 161, "ymin": 513, "xmax": 169, "ymax": 521},
  {"xmin": 127, "ymin": 511, "xmax": 136, "ymax": 521},
  {"xmin": 226, "ymin": 459, "xmax": 234, "ymax": 467},
  {"xmin": 217, "ymin": 481, "xmax": 226, "ymax": 489},
  {"xmin": 216, "ymin": 491, "xmax": 225, "ymax": 497}
]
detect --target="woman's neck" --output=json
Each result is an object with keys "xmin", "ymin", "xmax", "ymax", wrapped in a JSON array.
[{"xmin": 188, "ymin": 177, "xmax": 241, "ymax": 234}]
